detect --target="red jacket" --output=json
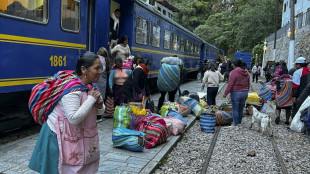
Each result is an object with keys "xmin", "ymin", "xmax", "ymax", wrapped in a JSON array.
[{"xmin": 224, "ymin": 67, "xmax": 250, "ymax": 97}]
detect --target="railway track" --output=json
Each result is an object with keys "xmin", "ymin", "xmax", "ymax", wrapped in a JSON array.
[{"xmin": 201, "ymin": 81, "xmax": 289, "ymax": 174}]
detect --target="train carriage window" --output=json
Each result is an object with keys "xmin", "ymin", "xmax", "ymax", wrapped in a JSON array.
[
  {"xmin": 172, "ymin": 33, "xmax": 178, "ymax": 51},
  {"xmin": 185, "ymin": 40, "xmax": 189, "ymax": 53},
  {"xmin": 164, "ymin": 29, "xmax": 171, "ymax": 50},
  {"xmin": 151, "ymin": 24, "xmax": 160, "ymax": 48},
  {"xmin": 0, "ymin": 0, "xmax": 48, "ymax": 23},
  {"xmin": 180, "ymin": 37, "xmax": 184, "ymax": 53},
  {"xmin": 195, "ymin": 43, "xmax": 198, "ymax": 54},
  {"xmin": 191, "ymin": 42, "xmax": 194, "ymax": 54},
  {"xmin": 136, "ymin": 17, "xmax": 148, "ymax": 45},
  {"xmin": 61, "ymin": 0, "xmax": 80, "ymax": 32}
]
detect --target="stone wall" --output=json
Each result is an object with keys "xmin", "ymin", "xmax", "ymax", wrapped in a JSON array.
[{"xmin": 264, "ymin": 25, "xmax": 310, "ymax": 66}]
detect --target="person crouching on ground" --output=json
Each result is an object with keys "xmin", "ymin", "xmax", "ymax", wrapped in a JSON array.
[
  {"xmin": 223, "ymin": 59, "xmax": 250, "ymax": 126},
  {"xmin": 28, "ymin": 52, "xmax": 105, "ymax": 174},
  {"xmin": 122, "ymin": 59, "xmax": 151, "ymax": 102},
  {"xmin": 201, "ymin": 63, "xmax": 224, "ymax": 105}
]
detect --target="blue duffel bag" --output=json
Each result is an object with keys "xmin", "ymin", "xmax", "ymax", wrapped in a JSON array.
[
  {"xmin": 200, "ymin": 113, "xmax": 216, "ymax": 133},
  {"xmin": 112, "ymin": 127, "xmax": 146, "ymax": 152}
]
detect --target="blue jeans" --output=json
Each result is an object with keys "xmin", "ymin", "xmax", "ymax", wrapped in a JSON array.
[{"xmin": 231, "ymin": 91, "xmax": 248, "ymax": 126}]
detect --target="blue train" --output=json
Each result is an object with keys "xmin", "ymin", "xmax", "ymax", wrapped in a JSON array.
[
  {"xmin": 234, "ymin": 51, "xmax": 252, "ymax": 69},
  {"xmin": 0, "ymin": 0, "xmax": 222, "ymax": 132}
]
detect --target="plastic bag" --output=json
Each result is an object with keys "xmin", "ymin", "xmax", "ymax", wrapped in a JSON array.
[
  {"xmin": 290, "ymin": 96, "xmax": 310, "ymax": 132},
  {"xmin": 145, "ymin": 99, "xmax": 157, "ymax": 113}
]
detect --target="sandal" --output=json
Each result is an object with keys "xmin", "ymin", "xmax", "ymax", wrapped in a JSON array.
[{"xmin": 275, "ymin": 116, "xmax": 280, "ymax": 124}]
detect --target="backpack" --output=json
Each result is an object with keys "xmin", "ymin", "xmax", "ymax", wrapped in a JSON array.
[{"xmin": 28, "ymin": 70, "xmax": 91, "ymax": 125}]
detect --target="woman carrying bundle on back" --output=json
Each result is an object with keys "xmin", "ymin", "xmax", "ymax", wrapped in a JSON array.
[
  {"xmin": 157, "ymin": 56, "xmax": 183, "ymax": 111},
  {"xmin": 28, "ymin": 52, "xmax": 105, "ymax": 174}
]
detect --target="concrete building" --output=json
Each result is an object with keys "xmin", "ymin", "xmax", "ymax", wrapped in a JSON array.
[
  {"xmin": 144, "ymin": 0, "xmax": 179, "ymax": 19},
  {"xmin": 264, "ymin": 0, "xmax": 310, "ymax": 68}
]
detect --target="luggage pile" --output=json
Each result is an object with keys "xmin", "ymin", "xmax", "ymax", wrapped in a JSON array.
[
  {"xmin": 111, "ymin": 99, "xmax": 189, "ymax": 151},
  {"xmin": 176, "ymin": 91, "xmax": 233, "ymax": 133}
]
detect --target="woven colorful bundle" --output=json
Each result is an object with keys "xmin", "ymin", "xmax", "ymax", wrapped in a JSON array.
[
  {"xmin": 276, "ymin": 80, "xmax": 293, "ymax": 108},
  {"xmin": 157, "ymin": 63, "xmax": 181, "ymax": 92},
  {"xmin": 112, "ymin": 127, "xmax": 146, "ymax": 152},
  {"xmin": 28, "ymin": 70, "xmax": 91, "ymax": 125},
  {"xmin": 258, "ymin": 85, "xmax": 273, "ymax": 101},
  {"xmin": 136, "ymin": 116, "xmax": 169, "ymax": 149},
  {"xmin": 215, "ymin": 110, "xmax": 233, "ymax": 126}
]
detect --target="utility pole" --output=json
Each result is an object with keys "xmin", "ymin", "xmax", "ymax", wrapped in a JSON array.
[
  {"xmin": 288, "ymin": 0, "xmax": 295, "ymax": 69},
  {"xmin": 273, "ymin": 0, "xmax": 279, "ymax": 61}
]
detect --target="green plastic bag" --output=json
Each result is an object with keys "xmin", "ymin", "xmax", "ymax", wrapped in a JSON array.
[{"xmin": 113, "ymin": 105, "xmax": 132, "ymax": 128}]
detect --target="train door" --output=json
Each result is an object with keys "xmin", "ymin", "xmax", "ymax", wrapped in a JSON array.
[
  {"xmin": 87, "ymin": 0, "xmax": 96, "ymax": 52},
  {"xmin": 110, "ymin": 0, "xmax": 120, "ymax": 42}
]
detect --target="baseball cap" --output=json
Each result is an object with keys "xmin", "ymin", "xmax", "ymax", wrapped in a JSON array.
[{"xmin": 294, "ymin": 57, "xmax": 306, "ymax": 64}]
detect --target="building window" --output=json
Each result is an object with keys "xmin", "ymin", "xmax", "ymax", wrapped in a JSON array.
[
  {"xmin": 0, "ymin": 0, "xmax": 48, "ymax": 23},
  {"xmin": 180, "ymin": 37, "xmax": 185, "ymax": 53},
  {"xmin": 152, "ymin": 24, "xmax": 160, "ymax": 47},
  {"xmin": 136, "ymin": 17, "xmax": 148, "ymax": 45},
  {"xmin": 164, "ymin": 29, "xmax": 171, "ymax": 49},
  {"xmin": 284, "ymin": 3, "xmax": 286, "ymax": 12},
  {"xmin": 61, "ymin": 0, "xmax": 80, "ymax": 32},
  {"xmin": 172, "ymin": 34, "xmax": 178, "ymax": 51},
  {"xmin": 163, "ymin": 10, "xmax": 166, "ymax": 15},
  {"xmin": 157, "ymin": 7, "xmax": 161, "ymax": 12}
]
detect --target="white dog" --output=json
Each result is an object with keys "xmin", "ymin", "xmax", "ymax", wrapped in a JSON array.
[{"xmin": 248, "ymin": 105, "xmax": 273, "ymax": 136}]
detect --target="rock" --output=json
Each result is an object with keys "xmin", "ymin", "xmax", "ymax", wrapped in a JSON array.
[{"xmin": 247, "ymin": 151, "xmax": 256, "ymax": 157}]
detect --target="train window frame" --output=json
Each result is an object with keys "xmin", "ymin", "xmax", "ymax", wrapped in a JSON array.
[
  {"xmin": 0, "ymin": 0, "xmax": 49, "ymax": 25},
  {"xmin": 190, "ymin": 42, "xmax": 195, "ymax": 54},
  {"xmin": 60, "ymin": 0, "xmax": 80, "ymax": 33},
  {"xmin": 185, "ymin": 39, "xmax": 189, "ymax": 53},
  {"xmin": 136, "ymin": 16, "xmax": 149, "ymax": 45},
  {"xmin": 194, "ymin": 43, "xmax": 198, "ymax": 55},
  {"xmin": 164, "ymin": 29, "xmax": 171, "ymax": 50},
  {"xmin": 180, "ymin": 37, "xmax": 185, "ymax": 53},
  {"xmin": 151, "ymin": 23, "xmax": 160, "ymax": 48},
  {"xmin": 171, "ymin": 33, "xmax": 178, "ymax": 52}
]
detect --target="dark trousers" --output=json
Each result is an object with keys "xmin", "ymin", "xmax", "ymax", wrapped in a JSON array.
[
  {"xmin": 158, "ymin": 88, "xmax": 178, "ymax": 110},
  {"xmin": 252, "ymin": 73, "xmax": 259, "ymax": 83},
  {"xmin": 207, "ymin": 87, "xmax": 219, "ymax": 105}
]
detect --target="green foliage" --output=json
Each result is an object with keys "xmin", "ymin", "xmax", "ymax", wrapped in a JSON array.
[{"xmin": 171, "ymin": 0, "xmax": 282, "ymax": 58}]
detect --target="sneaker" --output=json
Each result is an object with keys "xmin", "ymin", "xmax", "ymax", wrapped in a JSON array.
[{"xmin": 275, "ymin": 116, "xmax": 280, "ymax": 124}]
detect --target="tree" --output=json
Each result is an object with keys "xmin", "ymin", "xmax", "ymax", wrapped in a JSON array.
[{"xmin": 171, "ymin": 0, "xmax": 282, "ymax": 58}]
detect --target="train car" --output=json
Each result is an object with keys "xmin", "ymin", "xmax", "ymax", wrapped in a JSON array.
[
  {"xmin": 202, "ymin": 42, "xmax": 220, "ymax": 63},
  {"xmin": 0, "ymin": 0, "xmax": 110, "ymax": 132},
  {"xmin": 234, "ymin": 51, "xmax": 252, "ymax": 69},
  {"xmin": 0, "ymin": 0, "xmax": 221, "ymax": 132},
  {"xmin": 115, "ymin": 0, "xmax": 204, "ymax": 85}
]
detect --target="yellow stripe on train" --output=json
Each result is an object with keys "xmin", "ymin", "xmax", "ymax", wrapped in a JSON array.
[
  {"xmin": 0, "ymin": 34, "xmax": 86, "ymax": 50},
  {"xmin": 132, "ymin": 47, "xmax": 199, "ymax": 59}
]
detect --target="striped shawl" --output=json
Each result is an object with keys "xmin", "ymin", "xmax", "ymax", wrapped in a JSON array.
[{"xmin": 28, "ymin": 70, "xmax": 93, "ymax": 125}]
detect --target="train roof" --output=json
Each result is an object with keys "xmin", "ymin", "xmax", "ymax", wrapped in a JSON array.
[{"xmin": 134, "ymin": 0, "xmax": 209, "ymax": 44}]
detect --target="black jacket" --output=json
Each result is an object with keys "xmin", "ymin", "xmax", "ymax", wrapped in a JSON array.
[
  {"xmin": 110, "ymin": 17, "xmax": 119, "ymax": 40},
  {"xmin": 122, "ymin": 68, "xmax": 150, "ymax": 99}
]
